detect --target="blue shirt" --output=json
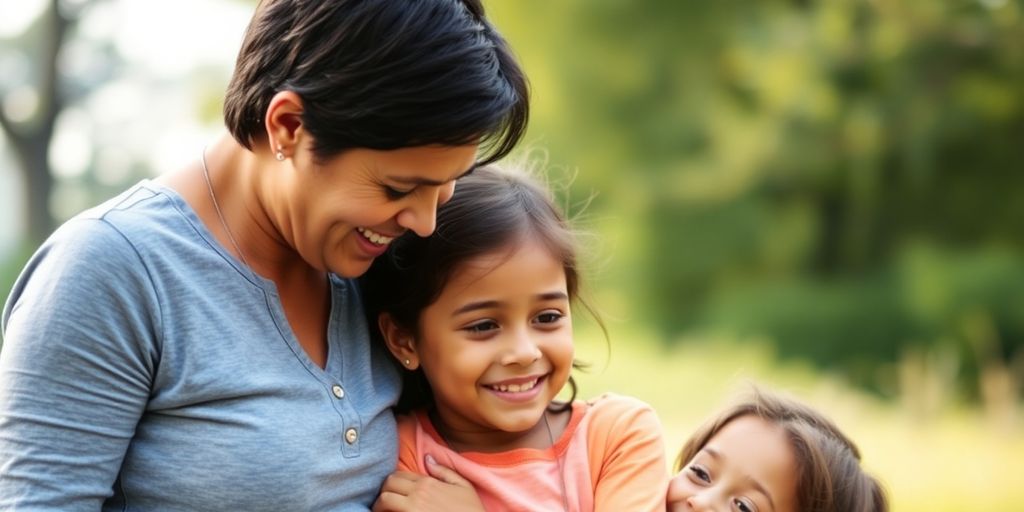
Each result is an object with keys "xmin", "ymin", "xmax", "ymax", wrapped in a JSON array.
[{"xmin": 1, "ymin": 181, "xmax": 401, "ymax": 510}]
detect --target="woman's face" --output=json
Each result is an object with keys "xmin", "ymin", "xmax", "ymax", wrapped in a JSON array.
[
  {"xmin": 280, "ymin": 143, "xmax": 478, "ymax": 278},
  {"xmin": 667, "ymin": 415, "xmax": 799, "ymax": 512}
]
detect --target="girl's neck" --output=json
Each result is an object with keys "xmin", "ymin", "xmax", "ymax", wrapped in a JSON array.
[{"xmin": 429, "ymin": 407, "xmax": 571, "ymax": 454}]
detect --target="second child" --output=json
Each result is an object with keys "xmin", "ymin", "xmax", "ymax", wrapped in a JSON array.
[
  {"xmin": 363, "ymin": 165, "xmax": 668, "ymax": 511},
  {"xmin": 668, "ymin": 389, "xmax": 889, "ymax": 512}
]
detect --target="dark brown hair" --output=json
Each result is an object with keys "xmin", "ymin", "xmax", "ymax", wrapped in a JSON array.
[
  {"xmin": 224, "ymin": 0, "xmax": 528, "ymax": 165},
  {"xmin": 675, "ymin": 389, "xmax": 889, "ymax": 512},
  {"xmin": 361, "ymin": 165, "xmax": 599, "ymax": 413}
]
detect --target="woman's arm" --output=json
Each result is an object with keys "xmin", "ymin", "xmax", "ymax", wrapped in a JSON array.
[{"xmin": 0, "ymin": 219, "xmax": 157, "ymax": 509}]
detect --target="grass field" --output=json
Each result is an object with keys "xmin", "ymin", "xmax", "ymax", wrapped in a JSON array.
[{"xmin": 569, "ymin": 326, "xmax": 1024, "ymax": 511}]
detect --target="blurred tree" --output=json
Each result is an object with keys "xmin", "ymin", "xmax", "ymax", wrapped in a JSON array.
[
  {"xmin": 490, "ymin": 0, "xmax": 1024, "ymax": 401},
  {"xmin": 0, "ymin": 0, "xmax": 75, "ymax": 244}
]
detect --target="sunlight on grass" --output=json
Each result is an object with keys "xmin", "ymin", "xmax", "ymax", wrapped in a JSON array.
[{"xmin": 569, "ymin": 326, "xmax": 1024, "ymax": 511}]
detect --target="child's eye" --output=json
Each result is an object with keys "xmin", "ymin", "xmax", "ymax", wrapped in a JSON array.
[
  {"xmin": 463, "ymin": 320, "xmax": 499, "ymax": 334},
  {"xmin": 733, "ymin": 498, "xmax": 757, "ymax": 512},
  {"xmin": 687, "ymin": 465, "xmax": 711, "ymax": 484},
  {"xmin": 384, "ymin": 186, "xmax": 414, "ymax": 199},
  {"xmin": 534, "ymin": 311, "xmax": 564, "ymax": 324}
]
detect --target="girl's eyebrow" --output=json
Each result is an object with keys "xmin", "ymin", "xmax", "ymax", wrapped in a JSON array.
[
  {"xmin": 453, "ymin": 300, "xmax": 499, "ymax": 315},
  {"xmin": 452, "ymin": 292, "xmax": 569, "ymax": 316},
  {"xmin": 702, "ymin": 447, "xmax": 776, "ymax": 511}
]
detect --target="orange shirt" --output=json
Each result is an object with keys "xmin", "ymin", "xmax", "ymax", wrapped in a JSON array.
[{"xmin": 396, "ymin": 393, "xmax": 668, "ymax": 512}]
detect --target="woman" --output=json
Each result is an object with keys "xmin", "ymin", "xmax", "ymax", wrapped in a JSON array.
[{"xmin": 0, "ymin": 0, "xmax": 528, "ymax": 509}]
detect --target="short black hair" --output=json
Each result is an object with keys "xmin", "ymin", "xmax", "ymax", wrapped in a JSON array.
[{"xmin": 224, "ymin": 0, "xmax": 529, "ymax": 165}]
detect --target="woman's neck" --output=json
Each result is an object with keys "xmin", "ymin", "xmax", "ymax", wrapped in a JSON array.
[{"xmin": 162, "ymin": 133, "xmax": 317, "ymax": 284}]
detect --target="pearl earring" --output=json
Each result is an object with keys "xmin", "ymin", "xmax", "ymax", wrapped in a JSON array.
[
  {"xmin": 275, "ymin": 145, "xmax": 285, "ymax": 161},
  {"xmin": 403, "ymin": 359, "xmax": 411, "ymax": 367}
]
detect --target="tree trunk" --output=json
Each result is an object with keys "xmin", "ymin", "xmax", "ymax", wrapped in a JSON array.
[{"xmin": 0, "ymin": 0, "xmax": 67, "ymax": 245}]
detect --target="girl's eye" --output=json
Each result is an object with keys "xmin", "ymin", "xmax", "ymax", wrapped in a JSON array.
[
  {"xmin": 384, "ymin": 186, "xmax": 414, "ymax": 199},
  {"xmin": 687, "ymin": 465, "xmax": 711, "ymax": 484},
  {"xmin": 733, "ymin": 498, "xmax": 757, "ymax": 512},
  {"xmin": 534, "ymin": 311, "xmax": 564, "ymax": 324},
  {"xmin": 463, "ymin": 320, "xmax": 499, "ymax": 334}
]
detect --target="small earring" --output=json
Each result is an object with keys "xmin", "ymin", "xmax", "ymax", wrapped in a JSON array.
[
  {"xmin": 275, "ymin": 145, "xmax": 285, "ymax": 161},
  {"xmin": 403, "ymin": 359, "xmax": 411, "ymax": 367}
]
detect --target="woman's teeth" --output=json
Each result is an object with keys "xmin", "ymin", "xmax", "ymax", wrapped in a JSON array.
[
  {"xmin": 489, "ymin": 378, "xmax": 539, "ymax": 393},
  {"xmin": 357, "ymin": 227, "xmax": 394, "ymax": 246}
]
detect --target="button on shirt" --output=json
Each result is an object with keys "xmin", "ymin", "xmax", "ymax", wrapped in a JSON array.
[{"xmin": 0, "ymin": 183, "xmax": 402, "ymax": 511}]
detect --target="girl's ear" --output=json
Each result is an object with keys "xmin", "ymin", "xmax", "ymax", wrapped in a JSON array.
[{"xmin": 378, "ymin": 313, "xmax": 420, "ymax": 370}]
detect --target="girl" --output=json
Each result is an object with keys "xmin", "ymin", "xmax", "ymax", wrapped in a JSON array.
[
  {"xmin": 668, "ymin": 389, "xmax": 889, "ymax": 512},
  {"xmin": 362, "ymin": 166, "xmax": 669, "ymax": 511}
]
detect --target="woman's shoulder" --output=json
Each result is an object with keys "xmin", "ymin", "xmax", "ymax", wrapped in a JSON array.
[{"xmin": 42, "ymin": 181, "xmax": 193, "ymax": 253}]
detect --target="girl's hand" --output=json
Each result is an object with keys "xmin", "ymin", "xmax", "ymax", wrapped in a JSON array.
[{"xmin": 372, "ymin": 455, "xmax": 485, "ymax": 512}]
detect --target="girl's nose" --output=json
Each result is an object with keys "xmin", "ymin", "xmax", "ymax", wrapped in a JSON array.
[
  {"xmin": 500, "ymin": 329, "xmax": 542, "ymax": 366},
  {"xmin": 686, "ymin": 494, "xmax": 713, "ymax": 511}
]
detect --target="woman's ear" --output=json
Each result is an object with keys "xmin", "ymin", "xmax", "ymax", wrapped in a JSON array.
[
  {"xmin": 263, "ymin": 90, "xmax": 305, "ymax": 160},
  {"xmin": 378, "ymin": 313, "xmax": 419, "ymax": 370}
]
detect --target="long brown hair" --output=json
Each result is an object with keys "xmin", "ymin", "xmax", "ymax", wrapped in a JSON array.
[
  {"xmin": 361, "ymin": 165, "xmax": 601, "ymax": 413},
  {"xmin": 675, "ymin": 389, "xmax": 889, "ymax": 512}
]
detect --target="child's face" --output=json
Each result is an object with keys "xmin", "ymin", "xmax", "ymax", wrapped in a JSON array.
[
  {"xmin": 415, "ymin": 240, "xmax": 574, "ymax": 443},
  {"xmin": 667, "ymin": 415, "xmax": 798, "ymax": 512}
]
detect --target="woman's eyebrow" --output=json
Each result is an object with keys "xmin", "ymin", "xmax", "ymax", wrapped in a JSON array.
[{"xmin": 387, "ymin": 166, "xmax": 475, "ymax": 186}]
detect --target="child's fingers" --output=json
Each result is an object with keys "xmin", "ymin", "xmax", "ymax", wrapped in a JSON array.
[
  {"xmin": 379, "ymin": 471, "xmax": 423, "ymax": 495},
  {"xmin": 424, "ymin": 454, "xmax": 472, "ymax": 488},
  {"xmin": 372, "ymin": 490, "xmax": 409, "ymax": 512}
]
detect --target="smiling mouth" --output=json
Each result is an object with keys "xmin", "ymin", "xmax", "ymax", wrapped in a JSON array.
[
  {"xmin": 484, "ymin": 375, "xmax": 546, "ymax": 393},
  {"xmin": 356, "ymin": 227, "xmax": 396, "ymax": 246}
]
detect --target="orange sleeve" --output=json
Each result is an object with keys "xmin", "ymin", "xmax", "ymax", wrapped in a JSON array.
[
  {"xmin": 587, "ymin": 394, "xmax": 669, "ymax": 512},
  {"xmin": 395, "ymin": 413, "xmax": 423, "ymax": 473}
]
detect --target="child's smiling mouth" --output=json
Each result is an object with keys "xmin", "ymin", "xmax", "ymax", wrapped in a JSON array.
[{"xmin": 482, "ymin": 374, "xmax": 549, "ymax": 399}]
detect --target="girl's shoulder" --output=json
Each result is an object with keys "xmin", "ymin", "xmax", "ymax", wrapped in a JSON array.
[
  {"xmin": 578, "ymin": 393, "xmax": 663, "ymax": 451},
  {"xmin": 580, "ymin": 392, "xmax": 658, "ymax": 421}
]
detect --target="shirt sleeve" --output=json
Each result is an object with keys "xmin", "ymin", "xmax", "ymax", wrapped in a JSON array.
[
  {"xmin": 395, "ymin": 413, "xmax": 423, "ymax": 473},
  {"xmin": 0, "ymin": 219, "xmax": 159, "ymax": 510},
  {"xmin": 587, "ymin": 394, "xmax": 670, "ymax": 512}
]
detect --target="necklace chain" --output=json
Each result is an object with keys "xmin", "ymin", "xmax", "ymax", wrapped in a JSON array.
[
  {"xmin": 433, "ymin": 410, "xmax": 570, "ymax": 512},
  {"xmin": 201, "ymin": 147, "xmax": 251, "ymax": 269},
  {"xmin": 543, "ymin": 411, "xmax": 571, "ymax": 512}
]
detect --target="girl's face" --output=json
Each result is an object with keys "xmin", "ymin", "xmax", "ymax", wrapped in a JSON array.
[
  {"xmin": 275, "ymin": 143, "xmax": 478, "ymax": 278},
  {"xmin": 667, "ymin": 415, "xmax": 799, "ymax": 512},
  {"xmin": 412, "ymin": 240, "xmax": 574, "ymax": 446}
]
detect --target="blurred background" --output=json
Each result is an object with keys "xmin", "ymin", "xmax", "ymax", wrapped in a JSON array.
[{"xmin": 2, "ymin": 0, "xmax": 1022, "ymax": 509}]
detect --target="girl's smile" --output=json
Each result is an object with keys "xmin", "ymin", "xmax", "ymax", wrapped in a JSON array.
[{"xmin": 482, "ymin": 373, "xmax": 549, "ymax": 402}]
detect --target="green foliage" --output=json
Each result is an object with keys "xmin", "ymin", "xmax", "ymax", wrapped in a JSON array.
[{"xmin": 489, "ymin": 0, "xmax": 1024, "ymax": 400}]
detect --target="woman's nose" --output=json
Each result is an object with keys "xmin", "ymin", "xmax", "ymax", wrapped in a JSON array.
[{"xmin": 397, "ymin": 182, "xmax": 455, "ymax": 237}]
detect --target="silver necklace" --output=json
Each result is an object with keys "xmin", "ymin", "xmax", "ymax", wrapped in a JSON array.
[
  {"xmin": 543, "ymin": 411, "xmax": 571, "ymax": 512},
  {"xmin": 433, "ymin": 410, "xmax": 570, "ymax": 512},
  {"xmin": 201, "ymin": 147, "xmax": 251, "ymax": 269}
]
